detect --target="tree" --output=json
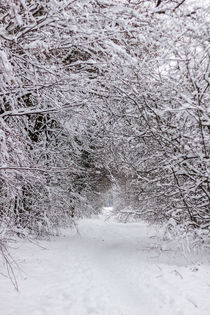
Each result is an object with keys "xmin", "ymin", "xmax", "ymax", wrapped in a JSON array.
[{"xmin": 105, "ymin": 0, "xmax": 209, "ymax": 235}]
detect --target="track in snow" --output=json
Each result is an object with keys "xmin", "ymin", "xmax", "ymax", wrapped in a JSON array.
[{"xmin": 1, "ymin": 209, "xmax": 210, "ymax": 315}]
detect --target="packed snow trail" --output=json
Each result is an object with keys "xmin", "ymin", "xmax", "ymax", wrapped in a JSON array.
[{"xmin": 1, "ymin": 209, "xmax": 210, "ymax": 315}]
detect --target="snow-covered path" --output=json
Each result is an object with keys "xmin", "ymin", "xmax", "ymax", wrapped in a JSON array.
[{"xmin": 1, "ymin": 210, "xmax": 210, "ymax": 315}]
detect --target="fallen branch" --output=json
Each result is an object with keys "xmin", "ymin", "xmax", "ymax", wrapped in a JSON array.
[{"xmin": 0, "ymin": 240, "xmax": 19, "ymax": 291}]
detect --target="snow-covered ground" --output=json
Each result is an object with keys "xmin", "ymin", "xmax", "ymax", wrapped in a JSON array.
[{"xmin": 1, "ymin": 208, "xmax": 210, "ymax": 315}]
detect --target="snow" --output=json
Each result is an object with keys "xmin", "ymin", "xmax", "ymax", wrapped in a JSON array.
[{"xmin": 1, "ymin": 208, "xmax": 210, "ymax": 315}]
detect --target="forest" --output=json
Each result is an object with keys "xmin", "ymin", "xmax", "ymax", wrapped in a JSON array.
[{"xmin": 0, "ymin": 0, "xmax": 209, "ymax": 275}]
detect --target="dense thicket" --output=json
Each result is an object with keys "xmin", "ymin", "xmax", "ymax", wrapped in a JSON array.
[{"xmin": 0, "ymin": 0, "xmax": 209, "ymax": 261}]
